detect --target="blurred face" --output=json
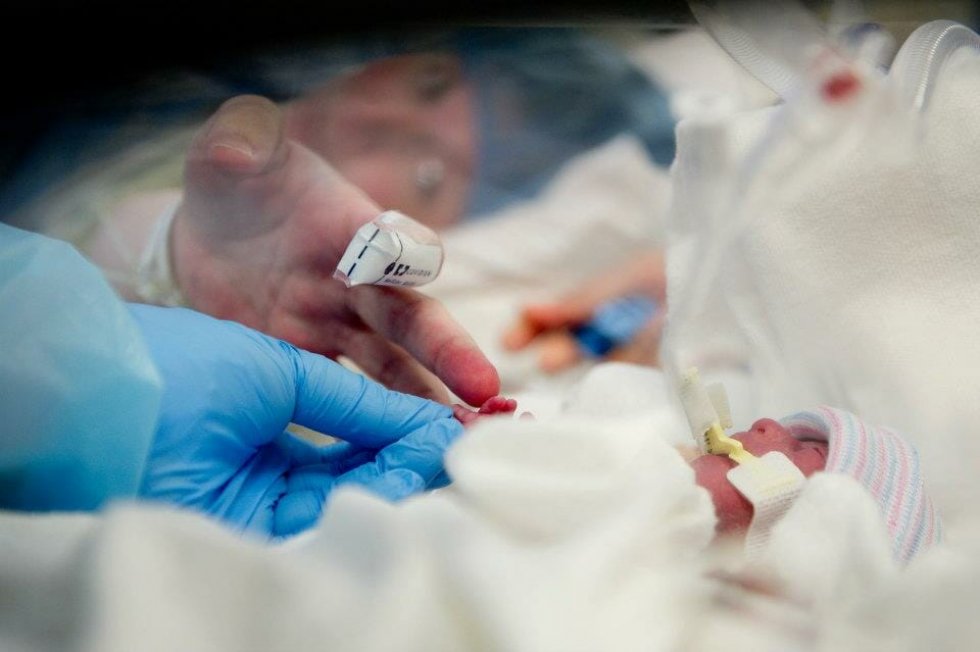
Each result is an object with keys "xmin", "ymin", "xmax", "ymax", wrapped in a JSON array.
[
  {"xmin": 283, "ymin": 53, "xmax": 477, "ymax": 230},
  {"xmin": 689, "ymin": 419, "xmax": 828, "ymax": 536}
]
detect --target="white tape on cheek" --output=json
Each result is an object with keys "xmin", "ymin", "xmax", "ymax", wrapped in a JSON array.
[
  {"xmin": 726, "ymin": 452, "xmax": 806, "ymax": 559},
  {"xmin": 333, "ymin": 210, "xmax": 444, "ymax": 288}
]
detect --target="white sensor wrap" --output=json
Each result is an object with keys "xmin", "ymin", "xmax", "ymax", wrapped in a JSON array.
[
  {"xmin": 334, "ymin": 211, "xmax": 444, "ymax": 288},
  {"xmin": 727, "ymin": 452, "xmax": 806, "ymax": 559}
]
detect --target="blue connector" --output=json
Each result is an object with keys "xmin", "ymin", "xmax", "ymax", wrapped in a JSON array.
[{"xmin": 572, "ymin": 295, "xmax": 659, "ymax": 357}]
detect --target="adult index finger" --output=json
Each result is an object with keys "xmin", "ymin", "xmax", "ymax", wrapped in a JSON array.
[{"xmin": 346, "ymin": 285, "xmax": 500, "ymax": 407}]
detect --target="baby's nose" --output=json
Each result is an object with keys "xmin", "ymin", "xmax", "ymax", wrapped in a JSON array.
[
  {"xmin": 750, "ymin": 418, "xmax": 784, "ymax": 438},
  {"xmin": 735, "ymin": 418, "xmax": 793, "ymax": 456}
]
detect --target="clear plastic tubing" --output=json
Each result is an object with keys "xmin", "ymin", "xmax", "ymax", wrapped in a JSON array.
[{"xmin": 889, "ymin": 19, "xmax": 980, "ymax": 112}]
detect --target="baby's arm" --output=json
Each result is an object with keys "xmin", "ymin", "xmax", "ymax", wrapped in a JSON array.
[{"xmin": 452, "ymin": 396, "xmax": 522, "ymax": 427}]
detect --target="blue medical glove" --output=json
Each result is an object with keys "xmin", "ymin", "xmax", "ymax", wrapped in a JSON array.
[
  {"xmin": 0, "ymin": 225, "xmax": 161, "ymax": 512},
  {"xmin": 128, "ymin": 304, "xmax": 464, "ymax": 539}
]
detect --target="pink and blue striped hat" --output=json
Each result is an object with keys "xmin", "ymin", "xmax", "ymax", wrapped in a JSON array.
[{"xmin": 780, "ymin": 406, "xmax": 942, "ymax": 564}]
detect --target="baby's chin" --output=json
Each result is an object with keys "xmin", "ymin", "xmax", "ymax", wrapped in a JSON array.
[{"xmin": 689, "ymin": 452, "xmax": 753, "ymax": 534}]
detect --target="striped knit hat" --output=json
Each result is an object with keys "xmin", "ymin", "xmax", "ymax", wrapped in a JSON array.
[{"xmin": 779, "ymin": 406, "xmax": 942, "ymax": 564}]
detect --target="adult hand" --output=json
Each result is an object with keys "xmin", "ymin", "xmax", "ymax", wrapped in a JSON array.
[
  {"xmin": 501, "ymin": 249, "xmax": 667, "ymax": 373},
  {"xmin": 129, "ymin": 303, "xmax": 465, "ymax": 540},
  {"xmin": 170, "ymin": 95, "xmax": 498, "ymax": 405}
]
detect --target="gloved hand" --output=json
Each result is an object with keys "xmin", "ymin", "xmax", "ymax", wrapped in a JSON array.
[{"xmin": 128, "ymin": 303, "xmax": 464, "ymax": 539}]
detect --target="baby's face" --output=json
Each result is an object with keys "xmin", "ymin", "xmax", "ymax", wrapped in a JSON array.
[{"xmin": 689, "ymin": 419, "xmax": 828, "ymax": 535}]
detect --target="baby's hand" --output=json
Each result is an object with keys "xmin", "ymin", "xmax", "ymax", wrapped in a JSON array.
[{"xmin": 453, "ymin": 396, "xmax": 525, "ymax": 426}]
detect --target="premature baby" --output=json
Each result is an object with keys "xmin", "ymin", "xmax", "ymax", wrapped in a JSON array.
[{"xmin": 689, "ymin": 406, "xmax": 942, "ymax": 564}]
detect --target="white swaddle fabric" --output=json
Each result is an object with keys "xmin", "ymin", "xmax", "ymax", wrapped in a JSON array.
[
  {"xmin": 664, "ymin": 41, "xmax": 980, "ymax": 526},
  {"xmin": 818, "ymin": 522, "xmax": 980, "ymax": 650}
]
